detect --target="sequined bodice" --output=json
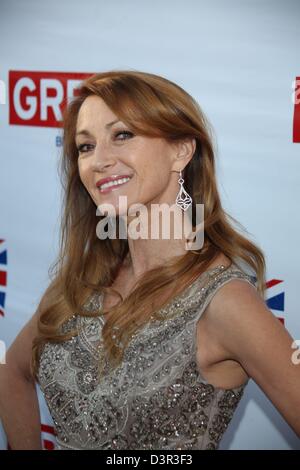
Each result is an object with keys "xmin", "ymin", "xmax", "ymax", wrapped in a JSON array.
[{"xmin": 38, "ymin": 264, "xmax": 257, "ymax": 450}]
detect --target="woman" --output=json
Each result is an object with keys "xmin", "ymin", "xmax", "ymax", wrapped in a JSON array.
[{"xmin": 0, "ymin": 70, "xmax": 299, "ymax": 450}]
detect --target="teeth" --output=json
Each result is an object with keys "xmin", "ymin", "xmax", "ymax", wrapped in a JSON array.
[{"xmin": 99, "ymin": 177, "xmax": 131, "ymax": 190}]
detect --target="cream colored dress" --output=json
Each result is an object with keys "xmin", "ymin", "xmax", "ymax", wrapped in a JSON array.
[{"xmin": 38, "ymin": 263, "xmax": 257, "ymax": 450}]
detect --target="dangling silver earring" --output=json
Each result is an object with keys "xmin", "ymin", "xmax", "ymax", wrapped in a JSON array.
[{"xmin": 175, "ymin": 169, "xmax": 192, "ymax": 211}]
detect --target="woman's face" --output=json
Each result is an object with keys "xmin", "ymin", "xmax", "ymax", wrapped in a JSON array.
[{"xmin": 76, "ymin": 95, "xmax": 194, "ymax": 218}]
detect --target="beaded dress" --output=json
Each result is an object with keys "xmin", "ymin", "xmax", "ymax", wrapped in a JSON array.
[{"xmin": 38, "ymin": 263, "xmax": 257, "ymax": 450}]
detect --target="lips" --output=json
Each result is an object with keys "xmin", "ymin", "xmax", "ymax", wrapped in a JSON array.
[{"xmin": 96, "ymin": 174, "xmax": 133, "ymax": 188}]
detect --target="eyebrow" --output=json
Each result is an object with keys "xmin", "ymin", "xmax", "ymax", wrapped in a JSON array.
[{"xmin": 75, "ymin": 119, "xmax": 121, "ymax": 137}]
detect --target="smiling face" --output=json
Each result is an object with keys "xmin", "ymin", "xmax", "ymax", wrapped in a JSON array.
[{"xmin": 76, "ymin": 95, "xmax": 191, "ymax": 218}]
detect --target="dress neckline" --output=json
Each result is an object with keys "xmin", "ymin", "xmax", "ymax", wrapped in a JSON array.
[
  {"xmin": 165, "ymin": 263, "xmax": 233, "ymax": 304},
  {"xmin": 97, "ymin": 262, "xmax": 237, "ymax": 316}
]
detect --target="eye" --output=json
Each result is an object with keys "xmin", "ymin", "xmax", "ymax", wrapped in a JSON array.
[
  {"xmin": 113, "ymin": 130, "xmax": 134, "ymax": 141},
  {"xmin": 77, "ymin": 143, "xmax": 94, "ymax": 154},
  {"xmin": 76, "ymin": 130, "xmax": 134, "ymax": 154}
]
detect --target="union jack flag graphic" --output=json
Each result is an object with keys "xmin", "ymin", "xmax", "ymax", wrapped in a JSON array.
[
  {"xmin": 265, "ymin": 278, "xmax": 285, "ymax": 325},
  {"xmin": 0, "ymin": 239, "xmax": 7, "ymax": 317}
]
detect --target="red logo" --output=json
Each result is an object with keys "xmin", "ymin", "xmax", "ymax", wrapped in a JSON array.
[
  {"xmin": 9, "ymin": 71, "xmax": 93, "ymax": 128},
  {"xmin": 293, "ymin": 76, "xmax": 300, "ymax": 143}
]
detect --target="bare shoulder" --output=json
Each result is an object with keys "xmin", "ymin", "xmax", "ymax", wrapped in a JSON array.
[
  {"xmin": 201, "ymin": 274, "xmax": 300, "ymax": 435},
  {"xmin": 196, "ymin": 256, "xmax": 300, "ymax": 434},
  {"xmin": 195, "ymin": 277, "xmax": 260, "ymax": 388},
  {"xmin": 203, "ymin": 276, "xmax": 281, "ymax": 358},
  {"xmin": 202, "ymin": 273, "xmax": 299, "ymax": 389}
]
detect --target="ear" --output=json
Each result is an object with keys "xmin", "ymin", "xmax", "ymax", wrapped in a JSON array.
[{"xmin": 170, "ymin": 137, "xmax": 196, "ymax": 172}]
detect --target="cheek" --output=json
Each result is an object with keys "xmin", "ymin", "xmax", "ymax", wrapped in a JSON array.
[
  {"xmin": 78, "ymin": 161, "xmax": 90, "ymax": 187},
  {"xmin": 78, "ymin": 167, "xmax": 95, "ymax": 201},
  {"xmin": 137, "ymin": 170, "xmax": 169, "ymax": 201},
  {"xmin": 78, "ymin": 164, "xmax": 98, "ymax": 205},
  {"xmin": 142, "ymin": 159, "xmax": 170, "ymax": 187}
]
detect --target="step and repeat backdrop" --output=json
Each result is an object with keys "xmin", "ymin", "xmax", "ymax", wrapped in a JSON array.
[{"xmin": 0, "ymin": 0, "xmax": 299, "ymax": 450}]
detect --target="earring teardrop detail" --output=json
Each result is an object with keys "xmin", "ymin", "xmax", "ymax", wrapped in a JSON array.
[{"xmin": 175, "ymin": 170, "xmax": 192, "ymax": 211}]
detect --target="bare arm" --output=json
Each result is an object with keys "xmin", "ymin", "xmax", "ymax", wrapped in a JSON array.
[
  {"xmin": 205, "ymin": 279, "xmax": 300, "ymax": 437},
  {"xmin": 0, "ymin": 307, "xmax": 43, "ymax": 449}
]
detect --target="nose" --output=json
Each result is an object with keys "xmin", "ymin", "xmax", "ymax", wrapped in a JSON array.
[{"xmin": 91, "ymin": 143, "xmax": 117, "ymax": 173}]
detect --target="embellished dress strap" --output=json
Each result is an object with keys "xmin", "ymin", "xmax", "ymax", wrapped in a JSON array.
[{"xmin": 191, "ymin": 263, "xmax": 258, "ymax": 323}]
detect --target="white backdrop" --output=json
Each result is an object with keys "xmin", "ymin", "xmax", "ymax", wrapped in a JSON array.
[{"xmin": 0, "ymin": 0, "xmax": 299, "ymax": 450}]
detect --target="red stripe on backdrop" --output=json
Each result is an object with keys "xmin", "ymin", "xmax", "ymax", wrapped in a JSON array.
[{"xmin": 0, "ymin": 271, "xmax": 7, "ymax": 286}]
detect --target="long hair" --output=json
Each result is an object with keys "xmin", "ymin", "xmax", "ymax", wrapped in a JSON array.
[{"xmin": 31, "ymin": 69, "xmax": 266, "ymax": 379}]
